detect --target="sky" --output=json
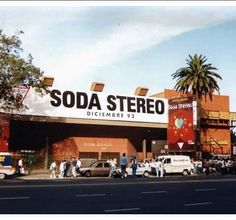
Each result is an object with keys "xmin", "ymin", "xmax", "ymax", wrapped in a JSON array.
[{"xmin": 1, "ymin": 1, "xmax": 236, "ymax": 111}]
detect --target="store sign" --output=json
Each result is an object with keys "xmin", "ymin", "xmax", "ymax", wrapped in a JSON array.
[
  {"xmin": 21, "ymin": 88, "xmax": 168, "ymax": 124},
  {"xmin": 168, "ymin": 97, "xmax": 195, "ymax": 152}
]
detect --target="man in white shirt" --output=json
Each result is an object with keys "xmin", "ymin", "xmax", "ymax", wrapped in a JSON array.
[
  {"xmin": 50, "ymin": 161, "xmax": 57, "ymax": 178},
  {"xmin": 155, "ymin": 159, "xmax": 163, "ymax": 177},
  {"xmin": 109, "ymin": 158, "xmax": 117, "ymax": 177},
  {"xmin": 18, "ymin": 158, "xmax": 24, "ymax": 176},
  {"xmin": 76, "ymin": 158, "xmax": 82, "ymax": 176}
]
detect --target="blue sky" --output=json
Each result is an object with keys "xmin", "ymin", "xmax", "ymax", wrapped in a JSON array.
[{"xmin": 1, "ymin": 1, "xmax": 236, "ymax": 111}]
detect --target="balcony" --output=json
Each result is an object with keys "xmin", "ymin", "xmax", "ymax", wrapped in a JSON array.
[{"xmin": 200, "ymin": 110, "xmax": 230, "ymax": 128}]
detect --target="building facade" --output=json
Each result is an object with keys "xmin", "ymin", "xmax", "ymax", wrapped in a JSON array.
[
  {"xmin": 153, "ymin": 89, "xmax": 232, "ymax": 158},
  {"xmin": 0, "ymin": 86, "xmax": 234, "ymax": 167}
]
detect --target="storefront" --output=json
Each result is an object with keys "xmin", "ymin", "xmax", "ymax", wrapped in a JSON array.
[{"xmin": 0, "ymin": 85, "xmax": 232, "ymax": 167}]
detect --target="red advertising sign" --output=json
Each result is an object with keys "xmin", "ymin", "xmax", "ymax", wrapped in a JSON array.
[
  {"xmin": 0, "ymin": 114, "xmax": 9, "ymax": 152},
  {"xmin": 168, "ymin": 97, "xmax": 194, "ymax": 152}
]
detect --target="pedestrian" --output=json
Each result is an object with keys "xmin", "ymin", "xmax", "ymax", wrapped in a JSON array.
[
  {"xmin": 150, "ymin": 159, "xmax": 156, "ymax": 175},
  {"xmin": 49, "ymin": 160, "xmax": 57, "ymax": 179},
  {"xmin": 18, "ymin": 158, "xmax": 24, "ymax": 176},
  {"xmin": 131, "ymin": 157, "xmax": 138, "ymax": 177},
  {"xmin": 108, "ymin": 158, "xmax": 117, "ymax": 177},
  {"xmin": 71, "ymin": 157, "xmax": 77, "ymax": 178},
  {"xmin": 59, "ymin": 160, "xmax": 66, "ymax": 178},
  {"xmin": 155, "ymin": 158, "xmax": 162, "ymax": 178},
  {"xmin": 64, "ymin": 158, "xmax": 70, "ymax": 177},
  {"xmin": 159, "ymin": 159, "xmax": 164, "ymax": 177},
  {"xmin": 190, "ymin": 159, "xmax": 195, "ymax": 175},
  {"xmin": 76, "ymin": 157, "xmax": 82, "ymax": 175},
  {"xmin": 120, "ymin": 153, "xmax": 128, "ymax": 178},
  {"xmin": 204, "ymin": 159, "xmax": 211, "ymax": 175}
]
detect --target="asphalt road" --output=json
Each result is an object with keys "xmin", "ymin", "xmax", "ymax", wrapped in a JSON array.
[{"xmin": 1, "ymin": 174, "xmax": 236, "ymax": 214}]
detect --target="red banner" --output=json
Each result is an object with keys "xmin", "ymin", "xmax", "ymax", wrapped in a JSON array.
[
  {"xmin": 0, "ymin": 114, "xmax": 9, "ymax": 152},
  {"xmin": 168, "ymin": 97, "xmax": 194, "ymax": 152}
]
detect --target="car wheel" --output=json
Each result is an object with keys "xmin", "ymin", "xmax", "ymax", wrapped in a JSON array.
[
  {"xmin": 0, "ymin": 173, "xmax": 6, "ymax": 179},
  {"xmin": 182, "ymin": 170, "xmax": 188, "ymax": 176},
  {"xmin": 143, "ymin": 171, "xmax": 149, "ymax": 177},
  {"xmin": 85, "ymin": 171, "xmax": 91, "ymax": 177}
]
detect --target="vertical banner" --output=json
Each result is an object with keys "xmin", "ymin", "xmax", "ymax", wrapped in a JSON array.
[
  {"xmin": 0, "ymin": 114, "xmax": 9, "ymax": 152},
  {"xmin": 168, "ymin": 97, "xmax": 194, "ymax": 152}
]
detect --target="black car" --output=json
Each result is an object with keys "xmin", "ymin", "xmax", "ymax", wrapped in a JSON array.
[{"xmin": 221, "ymin": 162, "xmax": 236, "ymax": 175}]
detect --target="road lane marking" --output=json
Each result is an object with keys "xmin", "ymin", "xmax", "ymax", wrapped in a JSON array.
[
  {"xmin": 75, "ymin": 193, "xmax": 106, "ymax": 197},
  {"xmin": 104, "ymin": 208, "xmax": 140, "ymax": 212},
  {"xmin": 141, "ymin": 191, "xmax": 167, "ymax": 194},
  {"xmin": 195, "ymin": 188, "xmax": 216, "ymax": 192},
  {"xmin": 184, "ymin": 202, "xmax": 212, "ymax": 206},
  {"xmin": 0, "ymin": 196, "xmax": 31, "ymax": 200}
]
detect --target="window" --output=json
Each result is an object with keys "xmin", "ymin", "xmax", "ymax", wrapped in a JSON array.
[
  {"xmin": 164, "ymin": 158, "xmax": 171, "ymax": 164},
  {"xmin": 96, "ymin": 163, "xmax": 103, "ymax": 168},
  {"xmin": 104, "ymin": 163, "xmax": 111, "ymax": 168}
]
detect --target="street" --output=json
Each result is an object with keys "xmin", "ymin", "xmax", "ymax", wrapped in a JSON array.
[{"xmin": 0, "ymin": 174, "xmax": 236, "ymax": 214}]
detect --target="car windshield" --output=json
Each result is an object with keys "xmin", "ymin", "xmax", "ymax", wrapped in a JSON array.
[{"xmin": 90, "ymin": 162, "xmax": 98, "ymax": 167}]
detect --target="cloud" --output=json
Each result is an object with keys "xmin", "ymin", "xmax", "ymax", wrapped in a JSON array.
[
  {"xmin": 1, "ymin": 5, "xmax": 236, "ymax": 91},
  {"xmin": 49, "ymin": 6, "xmax": 236, "ymax": 89}
]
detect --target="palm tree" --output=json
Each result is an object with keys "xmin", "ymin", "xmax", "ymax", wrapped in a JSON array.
[
  {"xmin": 171, "ymin": 54, "xmax": 222, "ymax": 101},
  {"xmin": 171, "ymin": 54, "xmax": 222, "ymax": 156}
]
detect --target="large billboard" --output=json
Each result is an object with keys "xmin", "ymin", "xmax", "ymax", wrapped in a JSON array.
[
  {"xmin": 19, "ymin": 88, "xmax": 168, "ymax": 124},
  {"xmin": 168, "ymin": 97, "xmax": 195, "ymax": 152}
]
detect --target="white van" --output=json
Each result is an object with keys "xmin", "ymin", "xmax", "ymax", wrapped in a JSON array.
[{"xmin": 158, "ymin": 155, "xmax": 192, "ymax": 176}]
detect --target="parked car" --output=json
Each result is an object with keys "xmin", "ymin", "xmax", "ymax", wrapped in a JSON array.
[
  {"xmin": 78, "ymin": 160, "xmax": 111, "ymax": 177},
  {"xmin": 0, "ymin": 152, "xmax": 16, "ymax": 179},
  {"xmin": 113, "ymin": 163, "xmax": 151, "ymax": 178},
  {"xmin": 221, "ymin": 161, "xmax": 236, "ymax": 175}
]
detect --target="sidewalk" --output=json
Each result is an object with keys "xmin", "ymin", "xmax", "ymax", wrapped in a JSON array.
[
  {"xmin": 16, "ymin": 170, "xmax": 214, "ymax": 180},
  {"xmin": 16, "ymin": 169, "xmax": 51, "ymax": 180}
]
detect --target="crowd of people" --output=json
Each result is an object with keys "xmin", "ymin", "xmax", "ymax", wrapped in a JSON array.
[
  {"xmin": 47, "ymin": 154, "xmax": 234, "ymax": 179},
  {"xmin": 201, "ymin": 157, "xmax": 234, "ymax": 175},
  {"xmin": 49, "ymin": 157, "xmax": 82, "ymax": 179},
  {"xmin": 116, "ymin": 153, "xmax": 165, "ymax": 178}
]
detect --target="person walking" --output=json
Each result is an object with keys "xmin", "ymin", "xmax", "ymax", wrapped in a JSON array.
[
  {"xmin": 71, "ymin": 157, "xmax": 77, "ymax": 178},
  {"xmin": 120, "ymin": 153, "xmax": 128, "ymax": 178},
  {"xmin": 76, "ymin": 157, "xmax": 82, "ymax": 176},
  {"xmin": 159, "ymin": 159, "xmax": 164, "ymax": 177},
  {"xmin": 109, "ymin": 158, "xmax": 117, "ymax": 177},
  {"xmin": 18, "ymin": 158, "xmax": 24, "ymax": 176},
  {"xmin": 64, "ymin": 158, "xmax": 70, "ymax": 177},
  {"xmin": 131, "ymin": 157, "xmax": 138, "ymax": 177},
  {"xmin": 59, "ymin": 160, "xmax": 66, "ymax": 178},
  {"xmin": 49, "ymin": 160, "xmax": 57, "ymax": 179},
  {"xmin": 155, "ymin": 158, "xmax": 162, "ymax": 178}
]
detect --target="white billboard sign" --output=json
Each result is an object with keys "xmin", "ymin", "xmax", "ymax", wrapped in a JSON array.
[{"xmin": 20, "ymin": 88, "xmax": 168, "ymax": 124}]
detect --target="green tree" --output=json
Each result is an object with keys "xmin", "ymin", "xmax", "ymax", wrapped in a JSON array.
[
  {"xmin": 171, "ymin": 54, "xmax": 222, "ymax": 101},
  {"xmin": 0, "ymin": 29, "xmax": 48, "ymax": 113},
  {"xmin": 171, "ymin": 54, "xmax": 222, "ymax": 153}
]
